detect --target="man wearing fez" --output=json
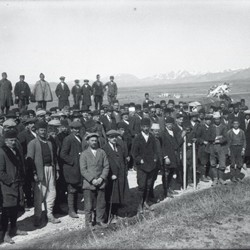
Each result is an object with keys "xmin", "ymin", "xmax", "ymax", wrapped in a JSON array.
[
  {"xmin": 60, "ymin": 121, "xmax": 83, "ymax": 218},
  {"xmin": 55, "ymin": 76, "xmax": 70, "ymax": 110},
  {"xmin": 0, "ymin": 130, "xmax": 27, "ymax": 244},
  {"xmin": 92, "ymin": 74, "xmax": 104, "ymax": 110},
  {"xmin": 132, "ymin": 118, "xmax": 157, "ymax": 214},
  {"xmin": 102, "ymin": 130, "xmax": 129, "ymax": 224},
  {"xmin": 14, "ymin": 75, "xmax": 31, "ymax": 111},
  {"xmin": 71, "ymin": 79, "xmax": 82, "ymax": 109},
  {"xmin": 0, "ymin": 72, "xmax": 13, "ymax": 115},
  {"xmin": 27, "ymin": 121, "xmax": 60, "ymax": 227},
  {"xmin": 104, "ymin": 76, "xmax": 118, "ymax": 106},
  {"xmin": 80, "ymin": 133, "xmax": 109, "ymax": 229},
  {"xmin": 81, "ymin": 79, "xmax": 92, "ymax": 111},
  {"xmin": 32, "ymin": 73, "xmax": 53, "ymax": 110}
]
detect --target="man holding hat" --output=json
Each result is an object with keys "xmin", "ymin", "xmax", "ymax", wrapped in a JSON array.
[
  {"xmin": 80, "ymin": 133, "xmax": 109, "ymax": 229},
  {"xmin": 71, "ymin": 80, "xmax": 82, "ymax": 109},
  {"xmin": 55, "ymin": 76, "xmax": 70, "ymax": 110},
  {"xmin": 81, "ymin": 79, "xmax": 92, "ymax": 111},
  {"xmin": 0, "ymin": 72, "xmax": 13, "ymax": 115},
  {"xmin": 104, "ymin": 76, "xmax": 118, "ymax": 106},
  {"xmin": 102, "ymin": 130, "xmax": 129, "ymax": 224},
  {"xmin": 14, "ymin": 75, "xmax": 31, "ymax": 112},
  {"xmin": 27, "ymin": 121, "xmax": 60, "ymax": 226},
  {"xmin": 32, "ymin": 73, "xmax": 53, "ymax": 110},
  {"xmin": 0, "ymin": 130, "xmax": 27, "ymax": 244},
  {"xmin": 132, "ymin": 117, "xmax": 157, "ymax": 214},
  {"xmin": 60, "ymin": 121, "xmax": 83, "ymax": 218}
]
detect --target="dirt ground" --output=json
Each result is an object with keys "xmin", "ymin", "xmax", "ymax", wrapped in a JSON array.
[{"xmin": 1, "ymin": 168, "xmax": 250, "ymax": 249}]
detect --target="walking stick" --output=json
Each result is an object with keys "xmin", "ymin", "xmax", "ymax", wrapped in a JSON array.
[
  {"xmin": 183, "ymin": 136, "xmax": 187, "ymax": 190},
  {"xmin": 192, "ymin": 141, "xmax": 197, "ymax": 189},
  {"xmin": 108, "ymin": 180, "xmax": 115, "ymax": 224}
]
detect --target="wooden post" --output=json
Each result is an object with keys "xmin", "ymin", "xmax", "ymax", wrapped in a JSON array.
[
  {"xmin": 193, "ymin": 142, "xmax": 197, "ymax": 189},
  {"xmin": 183, "ymin": 136, "xmax": 187, "ymax": 190}
]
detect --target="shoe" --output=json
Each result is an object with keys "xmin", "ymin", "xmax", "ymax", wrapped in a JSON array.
[
  {"xmin": 15, "ymin": 230, "xmax": 28, "ymax": 236},
  {"xmin": 34, "ymin": 216, "xmax": 41, "ymax": 227},
  {"xmin": 144, "ymin": 202, "xmax": 154, "ymax": 211},
  {"xmin": 168, "ymin": 189, "xmax": 179, "ymax": 195},
  {"xmin": 95, "ymin": 222, "xmax": 108, "ymax": 229},
  {"xmin": 108, "ymin": 215, "xmax": 118, "ymax": 224},
  {"xmin": 218, "ymin": 178, "xmax": 227, "ymax": 185},
  {"xmin": 9, "ymin": 228, "xmax": 28, "ymax": 237},
  {"xmin": 4, "ymin": 234, "xmax": 15, "ymax": 244},
  {"xmin": 211, "ymin": 178, "xmax": 218, "ymax": 187},
  {"xmin": 206, "ymin": 176, "xmax": 212, "ymax": 181},
  {"xmin": 48, "ymin": 216, "xmax": 61, "ymax": 224},
  {"xmin": 69, "ymin": 211, "xmax": 79, "ymax": 218},
  {"xmin": 86, "ymin": 222, "xmax": 95, "ymax": 230},
  {"xmin": 76, "ymin": 210, "xmax": 85, "ymax": 215},
  {"xmin": 236, "ymin": 178, "xmax": 243, "ymax": 183},
  {"xmin": 200, "ymin": 175, "xmax": 210, "ymax": 182}
]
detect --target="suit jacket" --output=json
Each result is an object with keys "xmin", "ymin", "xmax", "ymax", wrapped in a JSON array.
[
  {"xmin": 100, "ymin": 115, "xmax": 117, "ymax": 132},
  {"xmin": 14, "ymin": 81, "xmax": 31, "ymax": 102},
  {"xmin": 80, "ymin": 147, "xmax": 109, "ymax": 190},
  {"xmin": 18, "ymin": 129, "xmax": 36, "ymax": 156},
  {"xmin": 71, "ymin": 85, "xmax": 82, "ymax": 100},
  {"xmin": 60, "ymin": 134, "xmax": 83, "ymax": 184},
  {"xmin": 0, "ymin": 146, "xmax": 24, "ymax": 207},
  {"xmin": 128, "ymin": 115, "xmax": 141, "ymax": 137},
  {"xmin": 26, "ymin": 138, "xmax": 55, "ymax": 182},
  {"xmin": 132, "ymin": 132, "xmax": 157, "ymax": 172},
  {"xmin": 55, "ymin": 82, "xmax": 70, "ymax": 101},
  {"xmin": 81, "ymin": 84, "xmax": 92, "ymax": 106}
]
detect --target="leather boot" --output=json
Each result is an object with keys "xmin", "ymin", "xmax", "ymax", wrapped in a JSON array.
[
  {"xmin": 144, "ymin": 189, "xmax": 154, "ymax": 211},
  {"xmin": 3, "ymin": 232, "xmax": 15, "ymax": 244},
  {"xmin": 68, "ymin": 193, "xmax": 79, "ymax": 218},
  {"xmin": 230, "ymin": 166, "xmax": 237, "ymax": 182}
]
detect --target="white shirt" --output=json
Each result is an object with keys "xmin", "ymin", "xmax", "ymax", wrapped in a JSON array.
[
  {"xmin": 233, "ymin": 128, "xmax": 240, "ymax": 135},
  {"xmin": 91, "ymin": 148, "xmax": 97, "ymax": 157},
  {"xmin": 61, "ymin": 82, "xmax": 65, "ymax": 89},
  {"xmin": 74, "ymin": 135, "xmax": 81, "ymax": 143},
  {"xmin": 30, "ymin": 130, "xmax": 37, "ymax": 138},
  {"xmin": 191, "ymin": 121, "xmax": 196, "ymax": 127},
  {"xmin": 123, "ymin": 120, "xmax": 129, "ymax": 125},
  {"xmin": 109, "ymin": 142, "xmax": 117, "ymax": 152},
  {"xmin": 166, "ymin": 128, "xmax": 174, "ymax": 137},
  {"xmin": 245, "ymin": 119, "xmax": 249, "ymax": 129},
  {"xmin": 141, "ymin": 131, "xmax": 149, "ymax": 142},
  {"xmin": 177, "ymin": 124, "xmax": 183, "ymax": 131}
]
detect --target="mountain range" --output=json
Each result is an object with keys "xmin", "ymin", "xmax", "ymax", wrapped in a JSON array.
[{"xmin": 48, "ymin": 67, "xmax": 250, "ymax": 90}]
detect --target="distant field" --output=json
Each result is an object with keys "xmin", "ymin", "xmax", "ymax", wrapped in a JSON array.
[{"xmin": 25, "ymin": 79, "xmax": 250, "ymax": 111}]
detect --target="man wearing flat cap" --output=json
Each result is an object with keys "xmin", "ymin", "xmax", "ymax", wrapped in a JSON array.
[
  {"xmin": 92, "ymin": 75, "xmax": 104, "ymax": 110},
  {"xmin": 0, "ymin": 130, "xmax": 27, "ymax": 244},
  {"xmin": 132, "ymin": 118, "xmax": 157, "ymax": 214},
  {"xmin": 100, "ymin": 106, "xmax": 117, "ymax": 132},
  {"xmin": 55, "ymin": 76, "xmax": 70, "ymax": 110},
  {"xmin": 60, "ymin": 121, "xmax": 83, "ymax": 218},
  {"xmin": 14, "ymin": 75, "xmax": 31, "ymax": 112},
  {"xmin": 32, "ymin": 73, "xmax": 53, "ymax": 110},
  {"xmin": 0, "ymin": 72, "xmax": 13, "ymax": 115},
  {"xmin": 102, "ymin": 130, "xmax": 129, "ymax": 224},
  {"xmin": 104, "ymin": 76, "xmax": 118, "ymax": 106},
  {"xmin": 27, "ymin": 121, "xmax": 60, "ymax": 226},
  {"xmin": 80, "ymin": 133, "xmax": 109, "ymax": 229},
  {"xmin": 81, "ymin": 79, "xmax": 92, "ymax": 111}
]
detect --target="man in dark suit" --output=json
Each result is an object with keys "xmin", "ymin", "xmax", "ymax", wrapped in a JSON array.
[
  {"xmin": 55, "ymin": 76, "xmax": 70, "ymax": 110},
  {"xmin": 71, "ymin": 79, "xmax": 82, "ymax": 109},
  {"xmin": 81, "ymin": 79, "xmax": 92, "ymax": 111},
  {"xmin": 100, "ymin": 107, "xmax": 117, "ymax": 132},
  {"xmin": 132, "ymin": 118, "xmax": 157, "ymax": 214},
  {"xmin": 80, "ymin": 133, "xmax": 109, "ymax": 229},
  {"xmin": 0, "ymin": 130, "xmax": 27, "ymax": 244},
  {"xmin": 102, "ymin": 130, "xmax": 129, "ymax": 224},
  {"xmin": 104, "ymin": 76, "xmax": 118, "ymax": 106},
  {"xmin": 60, "ymin": 121, "xmax": 83, "ymax": 218},
  {"xmin": 92, "ymin": 74, "xmax": 104, "ymax": 110}
]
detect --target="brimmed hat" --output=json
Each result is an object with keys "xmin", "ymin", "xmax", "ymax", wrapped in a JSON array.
[
  {"xmin": 23, "ymin": 118, "xmax": 37, "ymax": 125},
  {"xmin": 70, "ymin": 121, "xmax": 82, "ymax": 128},
  {"xmin": 165, "ymin": 116, "xmax": 175, "ymax": 124},
  {"xmin": 151, "ymin": 123, "xmax": 160, "ymax": 130},
  {"xmin": 176, "ymin": 113, "xmax": 183, "ymax": 119},
  {"xmin": 59, "ymin": 76, "xmax": 65, "ymax": 80},
  {"xmin": 48, "ymin": 120, "xmax": 61, "ymax": 126},
  {"xmin": 85, "ymin": 132, "xmax": 99, "ymax": 140},
  {"xmin": 117, "ymin": 122, "xmax": 127, "ymax": 129},
  {"xmin": 3, "ymin": 119, "xmax": 16, "ymax": 128},
  {"xmin": 35, "ymin": 121, "xmax": 48, "ymax": 129},
  {"xmin": 4, "ymin": 130, "xmax": 18, "ymax": 139},
  {"xmin": 36, "ymin": 110, "xmax": 46, "ymax": 117},
  {"xmin": 141, "ymin": 118, "xmax": 151, "ymax": 126},
  {"xmin": 106, "ymin": 130, "xmax": 120, "ymax": 137}
]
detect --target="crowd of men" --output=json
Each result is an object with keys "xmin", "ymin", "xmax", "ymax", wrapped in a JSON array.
[{"xmin": 0, "ymin": 72, "xmax": 249, "ymax": 244}]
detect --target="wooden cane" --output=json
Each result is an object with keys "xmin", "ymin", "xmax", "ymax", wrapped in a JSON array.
[
  {"xmin": 183, "ymin": 136, "xmax": 187, "ymax": 190},
  {"xmin": 193, "ymin": 141, "xmax": 197, "ymax": 189}
]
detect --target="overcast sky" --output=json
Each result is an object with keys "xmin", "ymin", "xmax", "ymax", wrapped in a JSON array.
[{"xmin": 0, "ymin": 0, "xmax": 250, "ymax": 83}]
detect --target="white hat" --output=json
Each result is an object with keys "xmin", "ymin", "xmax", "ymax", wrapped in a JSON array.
[
  {"xmin": 128, "ymin": 107, "xmax": 135, "ymax": 112},
  {"xmin": 36, "ymin": 110, "xmax": 46, "ymax": 117},
  {"xmin": 244, "ymin": 110, "xmax": 250, "ymax": 115},
  {"xmin": 213, "ymin": 111, "xmax": 221, "ymax": 119},
  {"xmin": 151, "ymin": 123, "xmax": 160, "ymax": 130},
  {"xmin": 3, "ymin": 119, "xmax": 16, "ymax": 128},
  {"xmin": 48, "ymin": 120, "xmax": 61, "ymax": 126}
]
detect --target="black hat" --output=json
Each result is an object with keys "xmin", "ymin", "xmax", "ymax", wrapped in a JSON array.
[
  {"xmin": 129, "ymin": 102, "xmax": 135, "ymax": 107},
  {"xmin": 165, "ymin": 116, "xmax": 175, "ymax": 124},
  {"xmin": 175, "ymin": 104, "xmax": 180, "ymax": 109},
  {"xmin": 155, "ymin": 104, "xmax": 161, "ymax": 109},
  {"xmin": 27, "ymin": 110, "xmax": 36, "ymax": 116},
  {"xmin": 135, "ymin": 104, "xmax": 142, "ymax": 110},
  {"xmin": 168, "ymin": 99, "xmax": 175, "ymax": 105},
  {"xmin": 50, "ymin": 107, "xmax": 58, "ymax": 112},
  {"xmin": 6, "ymin": 111, "xmax": 16, "ymax": 119},
  {"xmin": 4, "ymin": 130, "xmax": 18, "ymax": 139},
  {"xmin": 121, "ymin": 111, "xmax": 129, "ymax": 117},
  {"xmin": 106, "ymin": 106, "xmax": 114, "ymax": 112},
  {"xmin": 21, "ymin": 110, "xmax": 29, "ymax": 117},
  {"xmin": 84, "ymin": 79, "xmax": 89, "ymax": 82},
  {"xmin": 24, "ymin": 118, "xmax": 37, "ymax": 125},
  {"xmin": 35, "ymin": 121, "xmax": 48, "ymax": 129},
  {"xmin": 81, "ymin": 108, "xmax": 90, "ymax": 113},
  {"xmin": 60, "ymin": 119, "xmax": 69, "ymax": 127},
  {"xmin": 176, "ymin": 113, "xmax": 183, "ymax": 119},
  {"xmin": 164, "ymin": 107, "xmax": 172, "ymax": 113},
  {"xmin": 92, "ymin": 110, "xmax": 100, "ymax": 116},
  {"xmin": 74, "ymin": 79, "xmax": 80, "ymax": 83},
  {"xmin": 160, "ymin": 100, "xmax": 166, "ymax": 104},
  {"xmin": 141, "ymin": 118, "xmax": 151, "ymax": 126},
  {"xmin": 222, "ymin": 110, "xmax": 229, "ymax": 115}
]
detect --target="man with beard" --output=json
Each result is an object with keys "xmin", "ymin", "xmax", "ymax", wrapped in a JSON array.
[
  {"xmin": 80, "ymin": 133, "xmax": 109, "ymax": 229},
  {"xmin": 60, "ymin": 121, "xmax": 83, "ymax": 218},
  {"xmin": 102, "ymin": 130, "xmax": 129, "ymax": 224}
]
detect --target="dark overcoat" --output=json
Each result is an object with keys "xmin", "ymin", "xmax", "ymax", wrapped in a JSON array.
[
  {"xmin": 102, "ymin": 143, "xmax": 129, "ymax": 204},
  {"xmin": 100, "ymin": 115, "xmax": 117, "ymax": 132},
  {"xmin": 81, "ymin": 84, "xmax": 92, "ymax": 107},
  {"xmin": 55, "ymin": 83, "xmax": 70, "ymax": 109},
  {"xmin": 0, "ymin": 146, "xmax": 25, "ymax": 207},
  {"xmin": 0, "ymin": 79, "xmax": 13, "ymax": 107},
  {"xmin": 14, "ymin": 81, "xmax": 31, "ymax": 104},
  {"xmin": 60, "ymin": 134, "xmax": 82, "ymax": 185},
  {"xmin": 132, "ymin": 132, "xmax": 157, "ymax": 173},
  {"xmin": 245, "ymin": 121, "xmax": 250, "ymax": 157}
]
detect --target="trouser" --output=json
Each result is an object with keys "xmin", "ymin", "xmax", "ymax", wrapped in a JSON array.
[
  {"xmin": 230, "ymin": 145, "xmax": 243, "ymax": 168},
  {"xmin": 34, "ymin": 166, "xmax": 56, "ymax": 219},
  {"xmin": 162, "ymin": 167, "xmax": 175, "ymax": 197},
  {"xmin": 137, "ymin": 168, "xmax": 155, "ymax": 203},
  {"xmin": 1, "ymin": 106, "xmax": 10, "ymax": 115},
  {"xmin": 73, "ymin": 96, "xmax": 81, "ymax": 109},
  {"xmin": 84, "ymin": 189, "xmax": 106, "ymax": 224},
  {"xmin": 67, "ymin": 183, "xmax": 81, "ymax": 213},
  {"xmin": 1, "ymin": 206, "xmax": 18, "ymax": 234},
  {"xmin": 210, "ymin": 145, "xmax": 226, "ymax": 170},
  {"xmin": 54, "ymin": 170, "xmax": 67, "ymax": 211},
  {"xmin": 23, "ymin": 160, "xmax": 34, "ymax": 207},
  {"xmin": 18, "ymin": 98, "xmax": 28, "ymax": 111},
  {"xmin": 58, "ymin": 99, "xmax": 70, "ymax": 110},
  {"xmin": 94, "ymin": 96, "xmax": 103, "ymax": 110},
  {"xmin": 37, "ymin": 101, "xmax": 47, "ymax": 110},
  {"xmin": 108, "ymin": 95, "xmax": 116, "ymax": 106}
]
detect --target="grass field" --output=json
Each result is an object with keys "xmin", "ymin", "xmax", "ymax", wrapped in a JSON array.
[{"xmin": 17, "ymin": 178, "xmax": 250, "ymax": 249}]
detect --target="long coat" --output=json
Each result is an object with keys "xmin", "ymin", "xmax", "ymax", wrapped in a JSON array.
[
  {"xmin": 100, "ymin": 115, "xmax": 117, "ymax": 132},
  {"xmin": 0, "ymin": 79, "xmax": 13, "ymax": 107},
  {"xmin": 132, "ymin": 132, "xmax": 157, "ymax": 173},
  {"xmin": 102, "ymin": 143, "xmax": 129, "ymax": 205},
  {"xmin": 14, "ymin": 81, "xmax": 31, "ymax": 104},
  {"xmin": 81, "ymin": 84, "xmax": 92, "ymax": 108},
  {"xmin": 33, "ymin": 80, "xmax": 53, "ymax": 102},
  {"xmin": 0, "ymin": 146, "xmax": 25, "ymax": 207},
  {"xmin": 71, "ymin": 85, "xmax": 82, "ymax": 107},
  {"xmin": 55, "ymin": 83, "xmax": 70, "ymax": 109},
  {"xmin": 60, "ymin": 134, "xmax": 82, "ymax": 185},
  {"xmin": 80, "ymin": 147, "xmax": 109, "ymax": 190}
]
